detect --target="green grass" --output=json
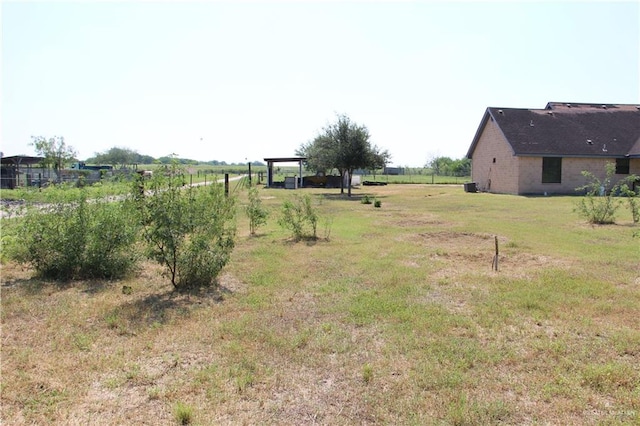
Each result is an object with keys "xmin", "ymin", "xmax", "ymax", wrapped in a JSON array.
[{"xmin": 2, "ymin": 184, "xmax": 639, "ymax": 424}]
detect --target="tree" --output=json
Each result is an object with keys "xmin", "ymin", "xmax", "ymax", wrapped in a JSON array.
[
  {"xmin": 30, "ymin": 136, "xmax": 77, "ymax": 182},
  {"xmin": 427, "ymin": 156, "xmax": 453, "ymax": 176},
  {"xmin": 89, "ymin": 147, "xmax": 138, "ymax": 168},
  {"xmin": 298, "ymin": 114, "xmax": 390, "ymax": 197}
]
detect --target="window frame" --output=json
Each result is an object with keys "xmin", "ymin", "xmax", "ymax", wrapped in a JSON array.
[
  {"xmin": 615, "ymin": 158, "xmax": 630, "ymax": 175},
  {"xmin": 542, "ymin": 157, "xmax": 562, "ymax": 183}
]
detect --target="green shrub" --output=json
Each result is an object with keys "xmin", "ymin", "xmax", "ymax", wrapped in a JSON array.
[
  {"xmin": 278, "ymin": 194, "xmax": 318, "ymax": 240},
  {"xmin": 574, "ymin": 163, "xmax": 638, "ymax": 224},
  {"xmin": 245, "ymin": 186, "xmax": 269, "ymax": 235},
  {"xmin": 13, "ymin": 192, "xmax": 139, "ymax": 280},
  {"xmin": 136, "ymin": 162, "xmax": 236, "ymax": 289},
  {"xmin": 361, "ymin": 195, "xmax": 372, "ymax": 204},
  {"xmin": 374, "ymin": 199, "xmax": 382, "ymax": 208},
  {"xmin": 619, "ymin": 181, "xmax": 640, "ymax": 223}
]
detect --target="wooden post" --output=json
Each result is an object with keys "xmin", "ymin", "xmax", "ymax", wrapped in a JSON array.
[
  {"xmin": 224, "ymin": 173, "xmax": 229, "ymax": 196},
  {"xmin": 492, "ymin": 236, "xmax": 499, "ymax": 271}
]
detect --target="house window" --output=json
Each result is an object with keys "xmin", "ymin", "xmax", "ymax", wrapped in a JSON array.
[
  {"xmin": 616, "ymin": 158, "xmax": 630, "ymax": 175},
  {"xmin": 542, "ymin": 157, "xmax": 562, "ymax": 183}
]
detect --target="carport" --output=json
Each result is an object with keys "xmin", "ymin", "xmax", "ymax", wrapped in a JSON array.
[
  {"xmin": 263, "ymin": 157, "xmax": 306, "ymax": 188},
  {"xmin": 1, "ymin": 155, "xmax": 45, "ymax": 189}
]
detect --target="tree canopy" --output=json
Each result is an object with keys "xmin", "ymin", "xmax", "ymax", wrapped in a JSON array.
[
  {"xmin": 297, "ymin": 114, "xmax": 390, "ymax": 196},
  {"xmin": 426, "ymin": 156, "xmax": 471, "ymax": 177},
  {"xmin": 30, "ymin": 136, "xmax": 77, "ymax": 181},
  {"xmin": 87, "ymin": 147, "xmax": 154, "ymax": 168}
]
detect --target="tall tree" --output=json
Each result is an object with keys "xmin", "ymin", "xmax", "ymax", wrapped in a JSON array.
[
  {"xmin": 30, "ymin": 136, "xmax": 77, "ymax": 182},
  {"xmin": 298, "ymin": 114, "xmax": 390, "ymax": 197}
]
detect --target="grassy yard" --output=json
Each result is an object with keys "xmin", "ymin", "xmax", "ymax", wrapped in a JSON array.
[{"xmin": 1, "ymin": 185, "xmax": 639, "ymax": 424}]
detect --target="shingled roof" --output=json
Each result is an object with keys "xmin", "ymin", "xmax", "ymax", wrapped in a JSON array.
[{"xmin": 467, "ymin": 102, "xmax": 640, "ymax": 159}]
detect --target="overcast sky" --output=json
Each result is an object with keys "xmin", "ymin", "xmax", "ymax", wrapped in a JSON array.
[{"xmin": 2, "ymin": 1, "xmax": 639, "ymax": 166}]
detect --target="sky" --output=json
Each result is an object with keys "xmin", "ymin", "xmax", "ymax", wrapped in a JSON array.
[{"xmin": 2, "ymin": 1, "xmax": 639, "ymax": 167}]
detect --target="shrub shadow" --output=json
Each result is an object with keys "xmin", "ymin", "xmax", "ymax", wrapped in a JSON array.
[
  {"xmin": 319, "ymin": 192, "xmax": 387, "ymax": 202},
  {"xmin": 114, "ymin": 283, "xmax": 228, "ymax": 328}
]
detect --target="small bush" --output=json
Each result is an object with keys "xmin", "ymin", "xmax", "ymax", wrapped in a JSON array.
[
  {"xmin": 574, "ymin": 163, "xmax": 638, "ymax": 224},
  {"xmin": 361, "ymin": 195, "xmax": 372, "ymax": 204},
  {"xmin": 278, "ymin": 194, "xmax": 319, "ymax": 240},
  {"xmin": 136, "ymin": 162, "xmax": 236, "ymax": 289},
  {"xmin": 374, "ymin": 199, "xmax": 382, "ymax": 208},
  {"xmin": 245, "ymin": 186, "xmax": 269, "ymax": 235},
  {"xmin": 619, "ymin": 181, "xmax": 640, "ymax": 223}
]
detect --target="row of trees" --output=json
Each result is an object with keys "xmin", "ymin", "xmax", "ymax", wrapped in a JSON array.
[
  {"xmin": 27, "ymin": 138, "xmax": 260, "ymax": 173},
  {"xmin": 426, "ymin": 156, "xmax": 471, "ymax": 177},
  {"xmin": 85, "ymin": 147, "xmax": 261, "ymax": 168},
  {"xmin": 296, "ymin": 114, "xmax": 391, "ymax": 197}
]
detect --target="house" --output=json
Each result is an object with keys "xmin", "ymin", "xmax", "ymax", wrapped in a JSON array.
[{"xmin": 466, "ymin": 102, "xmax": 640, "ymax": 195}]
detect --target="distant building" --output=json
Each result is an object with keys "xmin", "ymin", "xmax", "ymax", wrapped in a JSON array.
[
  {"xmin": 1, "ymin": 155, "xmax": 45, "ymax": 189},
  {"xmin": 383, "ymin": 167, "xmax": 405, "ymax": 175}
]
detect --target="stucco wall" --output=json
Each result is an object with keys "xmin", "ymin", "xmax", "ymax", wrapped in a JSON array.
[
  {"xmin": 518, "ymin": 157, "xmax": 640, "ymax": 195},
  {"xmin": 470, "ymin": 117, "xmax": 519, "ymax": 194}
]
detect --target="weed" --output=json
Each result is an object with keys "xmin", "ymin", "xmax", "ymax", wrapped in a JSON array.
[
  {"xmin": 374, "ymin": 199, "xmax": 382, "ymax": 208},
  {"xmin": 361, "ymin": 195, "xmax": 372, "ymax": 204},
  {"xmin": 71, "ymin": 332, "xmax": 92, "ymax": 352},
  {"xmin": 582, "ymin": 362, "xmax": 638, "ymax": 392},
  {"xmin": 362, "ymin": 363, "xmax": 373, "ymax": 384},
  {"xmin": 173, "ymin": 401, "xmax": 195, "ymax": 425}
]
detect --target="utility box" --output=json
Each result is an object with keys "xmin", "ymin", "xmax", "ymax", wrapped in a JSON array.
[
  {"xmin": 284, "ymin": 176, "xmax": 298, "ymax": 189},
  {"xmin": 464, "ymin": 182, "xmax": 477, "ymax": 193}
]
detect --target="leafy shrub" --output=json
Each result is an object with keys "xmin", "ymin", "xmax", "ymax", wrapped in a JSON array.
[
  {"xmin": 374, "ymin": 199, "xmax": 382, "ymax": 208},
  {"xmin": 136, "ymin": 162, "xmax": 236, "ymax": 289},
  {"xmin": 619, "ymin": 181, "xmax": 640, "ymax": 223},
  {"xmin": 361, "ymin": 195, "xmax": 372, "ymax": 204},
  {"xmin": 245, "ymin": 186, "xmax": 269, "ymax": 235},
  {"xmin": 13, "ymin": 192, "xmax": 139, "ymax": 280},
  {"xmin": 278, "ymin": 194, "xmax": 319, "ymax": 240},
  {"xmin": 574, "ymin": 163, "xmax": 638, "ymax": 224}
]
